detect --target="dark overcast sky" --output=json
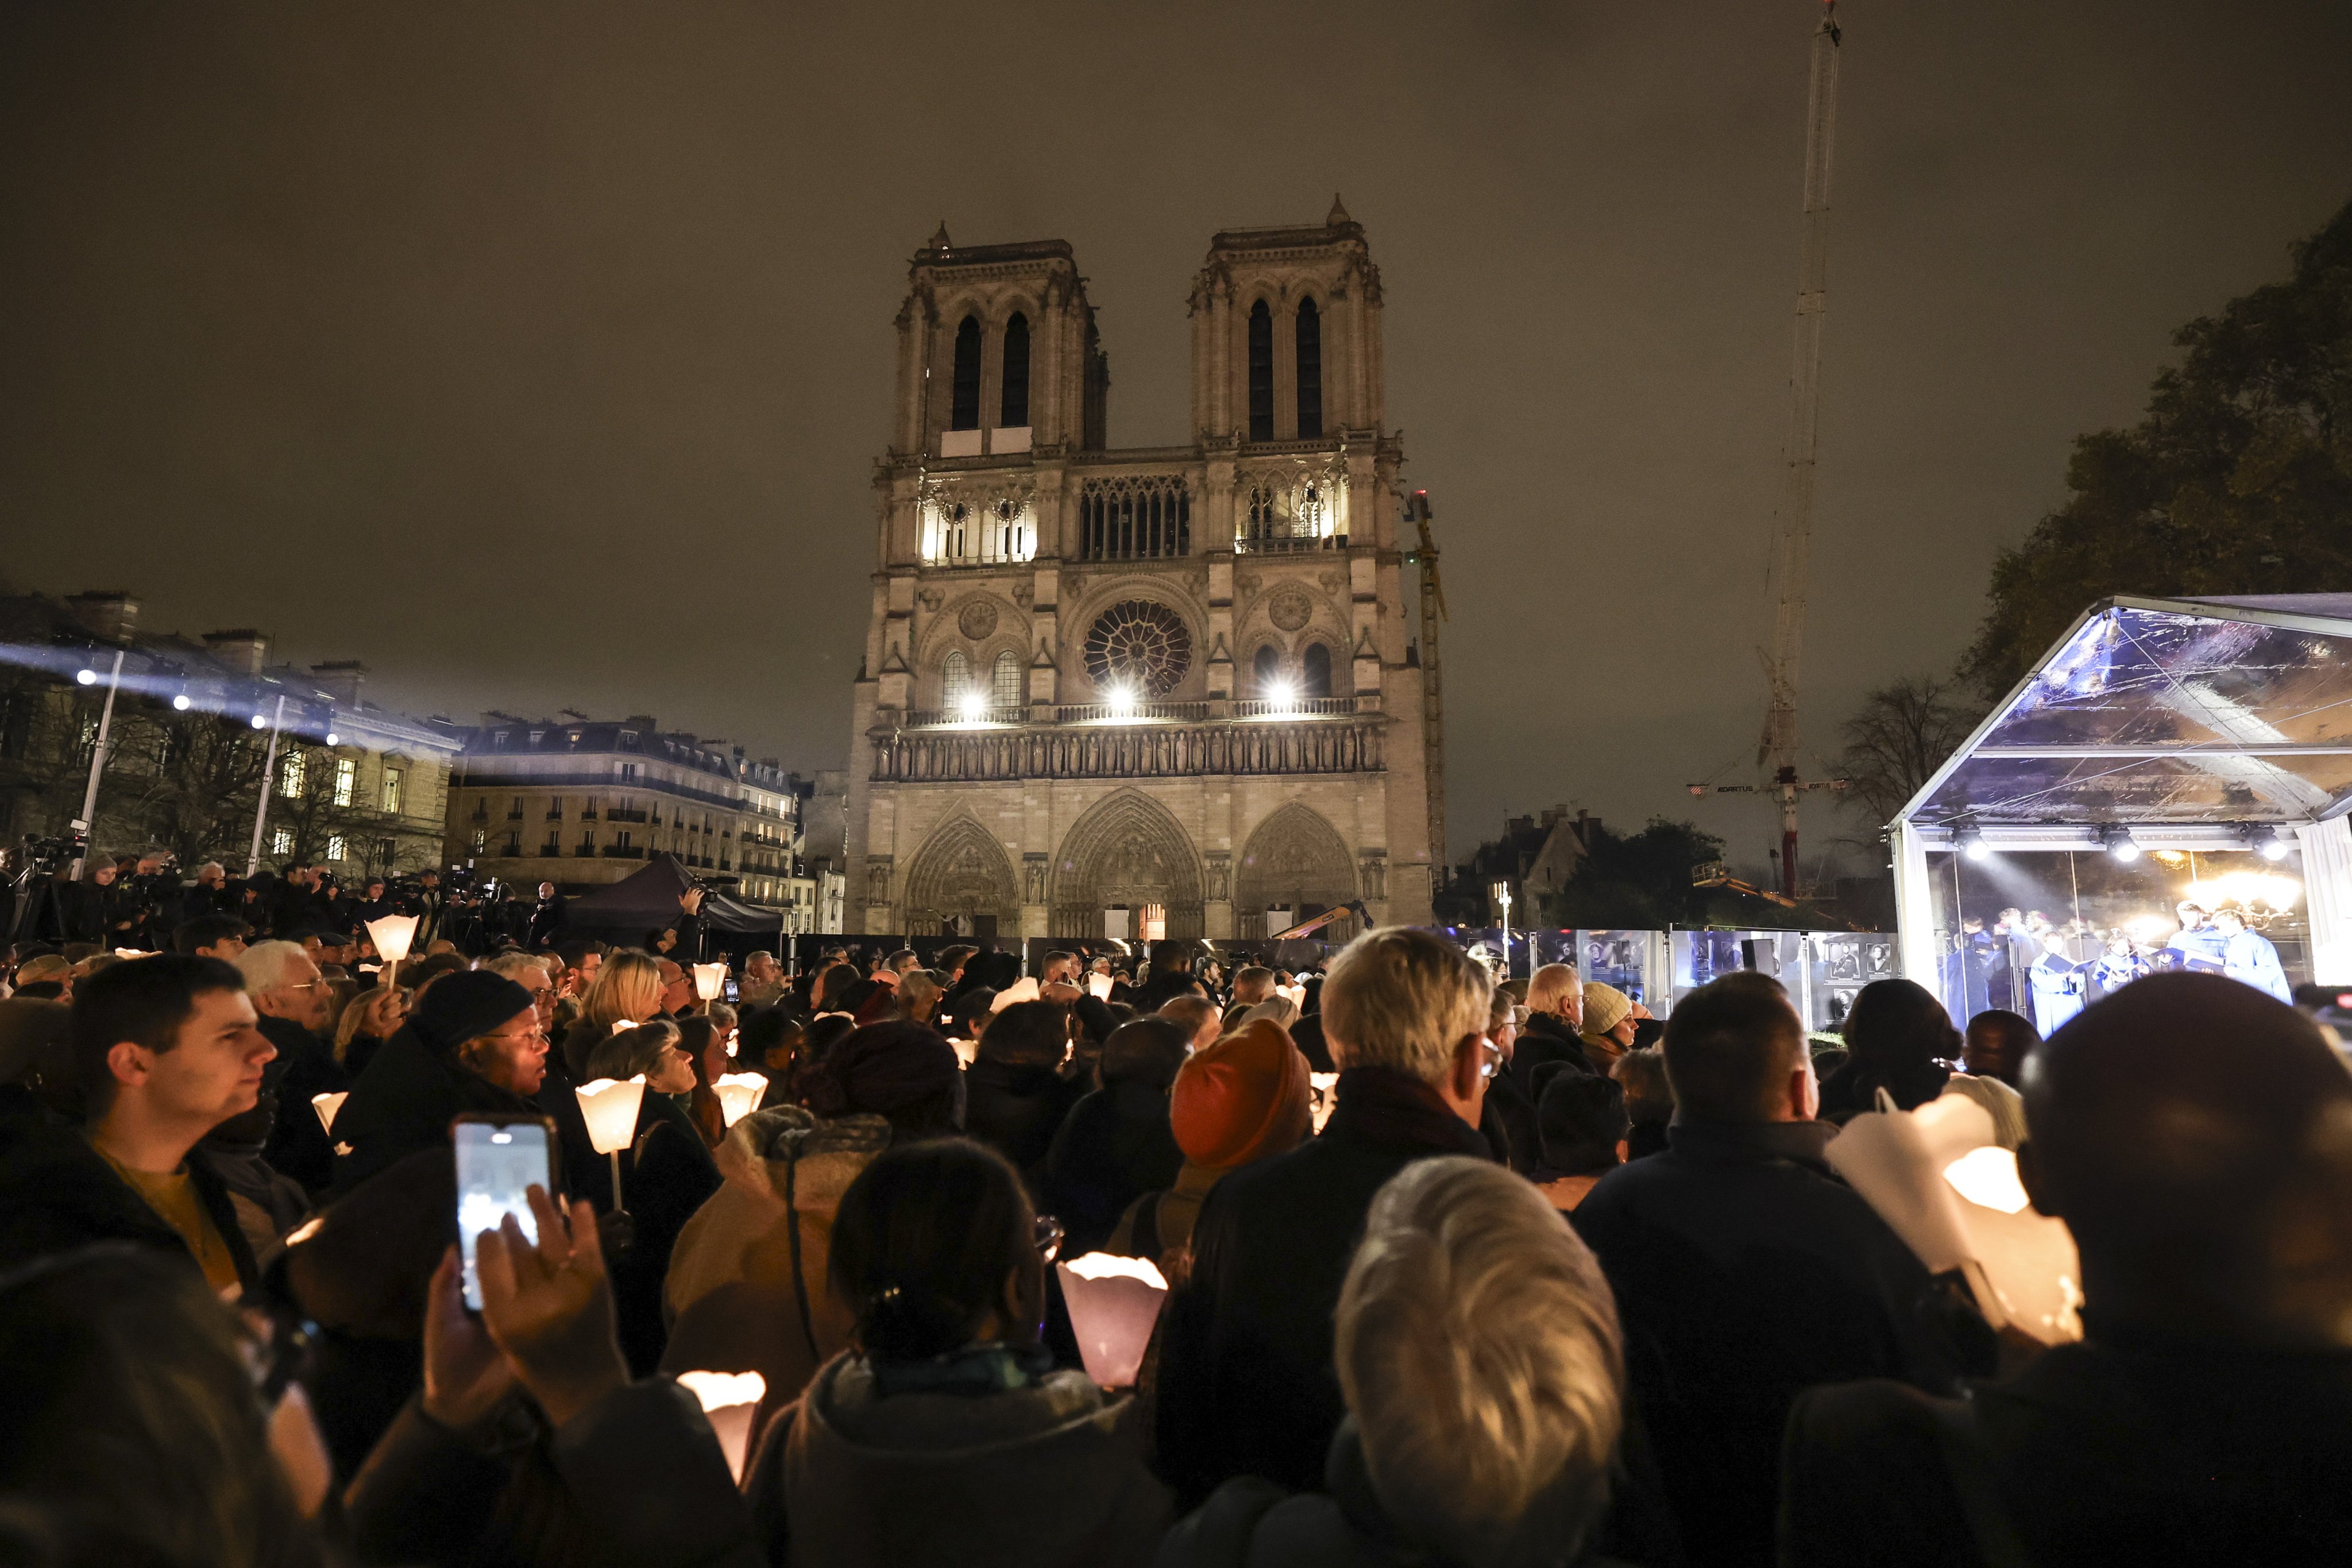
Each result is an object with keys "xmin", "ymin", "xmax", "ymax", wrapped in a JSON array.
[{"xmin": 5, "ymin": 1, "xmax": 2349, "ymax": 871}]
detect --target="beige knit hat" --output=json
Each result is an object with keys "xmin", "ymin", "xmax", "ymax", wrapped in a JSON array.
[{"xmin": 1580, "ymin": 982, "xmax": 1633, "ymax": 1041}]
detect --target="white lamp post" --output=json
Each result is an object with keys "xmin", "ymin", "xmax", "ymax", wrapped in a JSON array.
[
  {"xmin": 68, "ymin": 648, "xmax": 126, "ymax": 882},
  {"xmin": 244, "ymin": 693, "xmax": 289, "ymax": 878},
  {"xmin": 1492, "ymin": 880, "xmax": 1514, "ymax": 979}
]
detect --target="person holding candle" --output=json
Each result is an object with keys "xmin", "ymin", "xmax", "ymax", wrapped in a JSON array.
[
  {"xmin": 328, "ymin": 971, "xmax": 545, "ymax": 1192},
  {"xmin": 585, "ymin": 1018, "xmax": 721, "ymax": 1373},
  {"xmin": 1040, "ymin": 1016, "xmax": 1191, "ymax": 1258},
  {"xmin": 742, "ymin": 1137, "xmax": 1172, "ymax": 1566}
]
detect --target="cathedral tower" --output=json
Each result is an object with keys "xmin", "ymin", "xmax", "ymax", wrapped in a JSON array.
[{"xmin": 845, "ymin": 204, "xmax": 1432, "ymax": 944}]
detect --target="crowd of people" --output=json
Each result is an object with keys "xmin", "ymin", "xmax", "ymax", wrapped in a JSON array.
[
  {"xmin": 1, "ymin": 894, "xmax": 2348, "ymax": 1567},
  {"xmin": 1942, "ymin": 901, "xmax": 2295, "ymax": 1035}
]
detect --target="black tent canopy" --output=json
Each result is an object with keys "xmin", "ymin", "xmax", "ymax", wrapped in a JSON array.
[{"xmin": 563, "ymin": 852, "xmax": 785, "ymax": 938}]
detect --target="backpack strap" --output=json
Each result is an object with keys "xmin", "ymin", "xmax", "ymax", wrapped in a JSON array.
[
  {"xmin": 1924, "ymin": 1396, "xmax": 2033, "ymax": 1568},
  {"xmin": 781, "ymin": 1150, "xmax": 820, "ymax": 1368},
  {"xmin": 1133, "ymin": 1190, "xmax": 1164, "ymax": 1264}
]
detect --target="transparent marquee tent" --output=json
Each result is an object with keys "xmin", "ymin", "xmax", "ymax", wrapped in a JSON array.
[{"xmin": 1892, "ymin": 594, "xmax": 2352, "ymax": 998}]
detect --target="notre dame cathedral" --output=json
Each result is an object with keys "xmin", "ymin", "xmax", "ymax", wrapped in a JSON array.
[{"xmin": 844, "ymin": 200, "xmax": 1438, "ymax": 942}]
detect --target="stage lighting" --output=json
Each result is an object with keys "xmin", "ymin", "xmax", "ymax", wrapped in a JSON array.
[
  {"xmin": 1957, "ymin": 825, "xmax": 1992, "ymax": 862},
  {"xmin": 2254, "ymin": 826, "xmax": 2291, "ymax": 863},
  {"xmin": 2102, "ymin": 826, "xmax": 2141, "ymax": 863}
]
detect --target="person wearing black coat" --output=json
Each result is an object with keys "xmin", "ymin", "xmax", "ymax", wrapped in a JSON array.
[
  {"xmin": 1514, "ymin": 1009, "xmax": 1595, "ymax": 1088},
  {"xmin": 1572, "ymin": 976, "xmax": 1983, "ymax": 1568},
  {"xmin": 584, "ymin": 1020, "xmax": 724, "ymax": 1374},
  {"xmin": 1038, "ymin": 1016, "xmax": 1189, "ymax": 1256},
  {"xmin": 961, "ymin": 1000, "xmax": 1086, "ymax": 1185},
  {"xmin": 1156, "ymin": 929, "xmax": 1498, "ymax": 1509},
  {"xmin": 331, "ymin": 971, "xmax": 548, "ymax": 1193}
]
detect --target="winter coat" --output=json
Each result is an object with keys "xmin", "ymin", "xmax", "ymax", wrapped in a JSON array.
[
  {"xmin": 346, "ymin": 1378, "xmax": 762, "ymax": 1568},
  {"xmin": 1782, "ymin": 1328, "xmax": 2352, "ymax": 1568},
  {"xmin": 1513, "ymin": 1011, "xmax": 1595, "ymax": 1091},
  {"xmin": 258, "ymin": 1013, "xmax": 344, "ymax": 1192},
  {"xmin": 1158, "ymin": 1416, "xmax": 1633, "ymax": 1568},
  {"xmin": 330, "ymin": 1025, "xmax": 542, "ymax": 1193},
  {"xmin": 1154, "ymin": 1066, "xmax": 1492, "ymax": 1508},
  {"xmin": 661, "ymin": 1106, "xmax": 892, "ymax": 1415},
  {"xmin": 1107, "ymin": 1160, "xmax": 1224, "ymax": 1282},
  {"xmin": 1571, "ymin": 1117, "xmax": 1987, "ymax": 1568},
  {"xmin": 0, "ymin": 1117, "xmax": 260, "ymax": 1291},
  {"xmin": 963, "ymin": 1056, "xmax": 1086, "ymax": 1183},
  {"xmin": 1041, "ymin": 1080, "xmax": 1184, "ymax": 1257},
  {"xmin": 611, "ymin": 1091, "xmax": 723, "ymax": 1376},
  {"xmin": 744, "ymin": 1351, "xmax": 1171, "ymax": 1568}
]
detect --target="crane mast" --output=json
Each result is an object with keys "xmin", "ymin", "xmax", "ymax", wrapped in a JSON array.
[{"xmin": 1754, "ymin": 1, "xmax": 1844, "ymax": 898}]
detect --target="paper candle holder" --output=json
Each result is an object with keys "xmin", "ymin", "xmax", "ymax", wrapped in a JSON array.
[
  {"xmin": 364, "ymin": 913, "xmax": 418, "ymax": 964},
  {"xmin": 312, "ymin": 1091, "xmax": 348, "ymax": 1135},
  {"xmin": 574, "ymin": 1075, "xmax": 648, "ymax": 1156},
  {"xmin": 1056, "ymin": 1252, "xmax": 1169, "ymax": 1389},
  {"xmin": 711, "ymin": 1072, "xmax": 768, "ymax": 1127},
  {"xmin": 675, "ymin": 1370, "xmax": 766, "ymax": 1481},
  {"xmin": 693, "ymin": 961, "xmax": 727, "ymax": 1001}
]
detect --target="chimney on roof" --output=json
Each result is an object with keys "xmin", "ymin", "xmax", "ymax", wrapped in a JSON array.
[
  {"xmin": 202, "ymin": 628, "xmax": 270, "ymax": 677},
  {"xmin": 64, "ymin": 591, "xmax": 138, "ymax": 644},
  {"xmin": 310, "ymin": 660, "xmax": 368, "ymax": 706},
  {"xmin": 625, "ymin": 715, "xmax": 657, "ymax": 729}
]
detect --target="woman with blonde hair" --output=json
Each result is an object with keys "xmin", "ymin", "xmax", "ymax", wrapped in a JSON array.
[{"xmin": 562, "ymin": 949, "xmax": 663, "ymax": 1077}]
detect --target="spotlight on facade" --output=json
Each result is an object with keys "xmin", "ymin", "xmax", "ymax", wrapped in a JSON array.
[
  {"xmin": 1266, "ymin": 680, "xmax": 1297, "ymax": 710},
  {"xmin": 2103, "ymin": 826, "xmax": 2141, "ymax": 863},
  {"xmin": 2254, "ymin": 825, "xmax": 2291, "ymax": 863},
  {"xmin": 956, "ymin": 690, "xmax": 988, "ymax": 722},
  {"xmin": 172, "ymin": 694, "xmax": 193, "ymax": 711},
  {"xmin": 1108, "ymin": 685, "xmax": 1137, "ymax": 716},
  {"xmin": 1957, "ymin": 825, "xmax": 1992, "ymax": 862},
  {"xmin": 76, "ymin": 668, "xmax": 97, "ymax": 686},
  {"xmin": 250, "ymin": 712, "xmax": 269, "ymax": 730},
  {"xmin": 325, "ymin": 731, "xmax": 340, "ymax": 747}
]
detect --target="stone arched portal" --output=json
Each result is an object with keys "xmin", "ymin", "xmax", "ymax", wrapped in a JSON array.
[
  {"xmin": 899, "ymin": 814, "xmax": 1021, "ymax": 937},
  {"xmin": 1234, "ymin": 802, "xmax": 1358, "ymax": 941},
  {"xmin": 1051, "ymin": 789, "xmax": 1204, "ymax": 939}
]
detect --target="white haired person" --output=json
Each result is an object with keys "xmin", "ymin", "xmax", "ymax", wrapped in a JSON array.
[
  {"xmin": 1155, "ymin": 926, "xmax": 1495, "ymax": 1509},
  {"xmin": 1161, "ymin": 1156, "xmax": 1628, "ymax": 1566},
  {"xmin": 235, "ymin": 940, "xmax": 339, "ymax": 1192}
]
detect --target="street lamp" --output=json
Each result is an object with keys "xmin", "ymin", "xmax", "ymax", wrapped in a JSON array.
[
  {"xmin": 1492, "ymin": 880, "xmax": 1514, "ymax": 980},
  {"xmin": 68, "ymin": 648, "xmax": 126, "ymax": 882},
  {"xmin": 245, "ymin": 694, "xmax": 288, "ymax": 876}
]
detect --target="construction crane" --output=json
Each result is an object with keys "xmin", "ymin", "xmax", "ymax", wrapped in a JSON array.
[
  {"xmin": 1402, "ymin": 490, "xmax": 1449, "ymax": 894},
  {"xmin": 1691, "ymin": 1, "xmax": 1848, "ymax": 901}
]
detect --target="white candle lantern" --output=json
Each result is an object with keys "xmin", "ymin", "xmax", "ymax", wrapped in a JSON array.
[
  {"xmin": 675, "ymin": 1370, "xmax": 766, "ymax": 1481},
  {"xmin": 311, "ymin": 1091, "xmax": 347, "ymax": 1135},
  {"xmin": 365, "ymin": 913, "xmax": 418, "ymax": 988},
  {"xmin": 710, "ymin": 1071, "xmax": 768, "ymax": 1127},
  {"xmin": 693, "ymin": 961, "xmax": 727, "ymax": 1002},
  {"xmin": 574, "ymin": 1075, "xmax": 648, "ymax": 1210},
  {"xmin": 1056, "ymin": 1252, "xmax": 1169, "ymax": 1389}
]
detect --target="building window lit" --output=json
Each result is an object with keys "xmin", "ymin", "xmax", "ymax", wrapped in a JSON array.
[
  {"xmin": 333, "ymin": 757, "xmax": 356, "ymax": 806},
  {"xmin": 382, "ymin": 769, "xmax": 403, "ymax": 814},
  {"xmin": 279, "ymin": 751, "xmax": 306, "ymax": 799},
  {"xmin": 270, "ymin": 828, "xmax": 293, "ymax": 858},
  {"xmin": 472, "ymin": 830, "xmax": 486, "ymax": 855},
  {"xmin": 326, "ymin": 834, "xmax": 347, "ymax": 862}
]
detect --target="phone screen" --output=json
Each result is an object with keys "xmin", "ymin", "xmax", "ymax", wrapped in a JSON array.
[
  {"xmin": 454, "ymin": 1119, "xmax": 552, "ymax": 1311},
  {"xmin": 724, "ymin": 978, "xmax": 740, "ymax": 1002}
]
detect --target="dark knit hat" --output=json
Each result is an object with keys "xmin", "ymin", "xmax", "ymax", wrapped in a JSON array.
[
  {"xmin": 801, "ymin": 1020, "xmax": 960, "ymax": 1119},
  {"xmin": 408, "ymin": 970, "xmax": 535, "ymax": 1057},
  {"xmin": 1098, "ymin": 1016, "xmax": 1192, "ymax": 1090},
  {"xmin": 1171, "ymin": 1019, "xmax": 1312, "ymax": 1172}
]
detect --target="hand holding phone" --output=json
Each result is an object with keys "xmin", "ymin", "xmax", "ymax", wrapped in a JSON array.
[{"xmin": 453, "ymin": 1114, "xmax": 556, "ymax": 1312}]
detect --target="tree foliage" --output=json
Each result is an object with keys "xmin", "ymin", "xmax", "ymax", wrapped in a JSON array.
[
  {"xmin": 1835, "ymin": 675, "xmax": 1984, "ymax": 827},
  {"xmin": 1543, "ymin": 817, "xmax": 1726, "ymax": 930},
  {"xmin": 1963, "ymin": 199, "xmax": 2352, "ymax": 698}
]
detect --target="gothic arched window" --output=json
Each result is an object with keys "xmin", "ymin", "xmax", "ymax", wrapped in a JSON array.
[
  {"xmin": 1296, "ymin": 298, "xmax": 1323, "ymax": 439},
  {"xmin": 1253, "ymin": 643, "xmax": 1282, "ymax": 694},
  {"xmin": 942, "ymin": 650, "xmax": 970, "ymax": 708},
  {"xmin": 950, "ymin": 315, "xmax": 982, "ymax": 431},
  {"xmin": 1000, "ymin": 312, "xmax": 1030, "ymax": 428},
  {"xmin": 1247, "ymin": 300, "xmax": 1274, "ymax": 441},
  {"xmin": 992, "ymin": 649, "xmax": 1022, "ymax": 709},
  {"xmin": 1303, "ymin": 641, "xmax": 1333, "ymax": 698}
]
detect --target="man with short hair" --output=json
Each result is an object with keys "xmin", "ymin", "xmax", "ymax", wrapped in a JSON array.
[
  {"xmin": 1040, "ymin": 950, "xmax": 1080, "ymax": 987},
  {"xmin": 1783, "ymin": 972, "xmax": 2352, "ymax": 1567},
  {"xmin": 172, "ymin": 914, "xmax": 248, "ymax": 963},
  {"xmin": 0, "ymin": 954, "xmax": 274, "ymax": 1291},
  {"xmin": 895, "ymin": 969, "xmax": 944, "ymax": 1028},
  {"xmin": 1157, "ymin": 926, "xmax": 1494, "ymax": 1505},
  {"xmin": 1573, "ymin": 972, "xmax": 1976, "ymax": 1568},
  {"xmin": 884, "ymin": 947, "xmax": 920, "ymax": 978},
  {"xmin": 11, "ymin": 953, "xmax": 75, "ymax": 1002},
  {"xmin": 655, "ymin": 957, "xmax": 694, "ymax": 1017},
  {"xmin": 235, "ymin": 939, "xmax": 342, "ymax": 1192},
  {"xmin": 554, "ymin": 939, "xmax": 603, "ymax": 998},
  {"xmin": 739, "ymin": 950, "xmax": 785, "ymax": 1006},
  {"xmin": 934, "ymin": 944, "xmax": 977, "ymax": 990},
  {"xmin": 1158, "ymin": 994, "xmax": 1222, "ymax": 1053},
  {"xmin": 527, "ymin": 880, "xmax": 566, "ymax": 949},
  {"xmin": 1223, "ymin": 964, "xmax": 1275, "ymax": 1024}
]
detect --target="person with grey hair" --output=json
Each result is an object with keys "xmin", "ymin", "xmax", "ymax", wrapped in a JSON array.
[
  {"xmin": 235, "ymin": 939, "xmax": 339, "ymax": 1192},
  {"xmin": 1157, "ymin": 926, "xmax": 1495, "ymax": 1507},
  {"xmin": 1162, "ymin": 1156, "xmax": 1626, "ymax": 1567}
]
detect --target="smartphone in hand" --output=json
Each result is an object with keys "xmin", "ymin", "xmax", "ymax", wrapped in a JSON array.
[{"xmin": 452, "ymin": 1113, "xmax": 558, "ymax": 1312}]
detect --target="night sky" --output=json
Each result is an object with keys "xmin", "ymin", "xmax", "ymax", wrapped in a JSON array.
[{"xmin": 6, "ymin": 2, "xmax": 2349, "ymax": 872}]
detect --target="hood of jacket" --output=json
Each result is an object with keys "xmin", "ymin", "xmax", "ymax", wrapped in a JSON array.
[{"xmin": 778, "ymin": 1351, "xmax": 1171, "ymax": 1568}]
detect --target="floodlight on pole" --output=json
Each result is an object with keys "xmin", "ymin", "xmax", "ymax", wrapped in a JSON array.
[
  {"xmin": 2254, "ymin": 826, "xmax": 2291, "ymax": 863},
  {"xmin": 1957, "ymin": 824, "xmax": 1992, "ymax": 863},
  {"xmin": 2102, "ymin": 826, "xmax": 2142, "ymax": 863},
  {"xmin": 68, "ymin": 648, "xmax": 126, "ymax": 882}
]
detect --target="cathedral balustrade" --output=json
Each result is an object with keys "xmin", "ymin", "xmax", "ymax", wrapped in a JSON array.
[
  {"xmin": 869, "ymin": 713, "xmax": 1385, "ymax": 782},
  {"xmin": 1231, "ymin": 531, "xmax": 1349, "ymax": 555}
]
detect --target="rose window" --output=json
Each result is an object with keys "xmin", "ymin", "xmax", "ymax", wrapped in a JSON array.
[{"xmin": 1083, "ymin": 600, "xmax": 1192, "ymax": 698}]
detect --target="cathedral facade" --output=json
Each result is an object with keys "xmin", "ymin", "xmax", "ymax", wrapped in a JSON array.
[{"xmin": 844, "ymin": 202, "xmax": 1436, "ymax": 942}]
